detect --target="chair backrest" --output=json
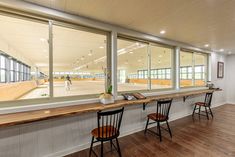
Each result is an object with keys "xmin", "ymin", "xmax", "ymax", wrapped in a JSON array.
[
  {"xmin": 97, "ymin": 107, "xmax": 124, "ymax": 140},
  {"xmin": 204, "ymin": 92, "xmax": 213, "ymax": 107},
  {"xmin": 156, "ymin": 99, "xmax": 173, "ymax": 120}
]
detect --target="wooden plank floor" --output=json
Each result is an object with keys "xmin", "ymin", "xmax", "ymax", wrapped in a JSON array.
[{"xmin": 66, "ymin": 104, "xmax": 235, "ymax": 157}]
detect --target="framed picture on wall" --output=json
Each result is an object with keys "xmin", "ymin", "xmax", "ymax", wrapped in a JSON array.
[{"xmin": 217, "ymin": 62, "xmax": 224, "ymax": 78}]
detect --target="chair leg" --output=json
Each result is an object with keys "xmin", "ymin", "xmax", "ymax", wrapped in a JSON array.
[
  {"xmin": 166, "ymin": 121, "xmax": 172, "ymax": 138},
  {"xmin": 199, "ymin": 106, "xmax": 201, "ymax": 118},
  {"xmin": 157, "ymin": 122, "xmax": 162, "ymax": 142},
  {"xmin": 205, "ymin": 106, "xmax": 209, "ymax": 120},
  {"xmin": 144, "ymin": 118, "xmax": 149, "ymax": 134},
  {"xmin": 89, "ymin": 136, "xmax": 94, "ymax": 157},
  {"xmin": 100, "ymin": 141, "xmax": 103, "ymax": 157},
  {"xmin": 116, "ymin": 138, "xmax": 122, "ymax": 157},
  {"xmin": 110, "ymin": 140, "xmax": 113, "ymax": 151},
  {"xmin": 192, "ymin": 105, "xmax": 197, "ymax": 117},
  {"xmin": 209, "ymin": 107, "xmax": 213, "ymax": 118}
]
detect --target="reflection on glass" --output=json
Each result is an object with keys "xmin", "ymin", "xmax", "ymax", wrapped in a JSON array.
[
  {"xmin": 180, "ymin": 51, "xmax": 193, "ymax": 87},
  {"xmin": 53, "ymin": 25, "xmax": 107, "ymax": 97},
  {"xmin": 195, "ymin": 53, "xmax": 207, "ymax": 86},
  {"xmin": 150, "ymin": 45, "xmax": 173, "ymax": 89},
  {"xmin": 117, "ymin": 38, "xmax": 148, "ymax": 92},
  {"xmin": 0, "ymin": 15, "xmax": 49, "ymax": 101}
]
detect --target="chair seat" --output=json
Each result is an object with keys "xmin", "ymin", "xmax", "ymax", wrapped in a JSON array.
[
  {"xmin": 195, "ymin": 102, "xmax": 207, "ymax": 106},
  {"xmin": 147, "ymin": 113, "xmax": 167, "ymax": 121},
  {"xmin": 91, "ymin": 125, "xmax": 118, "ymax": 139}
]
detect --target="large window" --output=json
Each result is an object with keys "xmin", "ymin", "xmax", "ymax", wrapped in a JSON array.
[
  {"xmin": 117, "ymin": 38, "xmax": 174, "ymax": 92},
  {"xmin": 117, "ymin": 38, "xmax": 148, "ymax": 92},
  {"xmin": 180, "ymin": 50, "xmax": 208, "ymax": 87},
  {"xmin": 53, "ymin": 25, "xmax": 107, "ymax": 97},
  {"xmin": 0, "ymin": 13, "xmax": 209, "ymax": 106},
  {"xmin": 150, "ymin": 45, "xmax": 173, "ymax": 89}
]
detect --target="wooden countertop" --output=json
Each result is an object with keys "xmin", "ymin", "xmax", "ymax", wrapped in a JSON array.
[{"xmin": 0, "ymin": 89, "xmax": 220, "ymax": 127}]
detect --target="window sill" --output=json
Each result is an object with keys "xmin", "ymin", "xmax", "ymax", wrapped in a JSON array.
[{"xmin": 0, "ymin": 86, "xmax": 208, "ymax": 115}]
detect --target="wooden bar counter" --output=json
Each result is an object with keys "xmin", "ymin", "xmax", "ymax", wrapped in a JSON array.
[{"xmin": 0, "ymin": 89, "xmax": 220, "ymax": 128}]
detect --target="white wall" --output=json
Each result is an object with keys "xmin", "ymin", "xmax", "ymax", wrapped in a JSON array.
[
  {"xmin": 0, "ymin": 52, "xmax": 228, "ymax": 157},
  {"xmin": 226, "ymin": 54, "xmax": 235, "ymax": 104},
  {"xmin": 210, "ymin": 52, "xmax": 227, "ymax": 105}
]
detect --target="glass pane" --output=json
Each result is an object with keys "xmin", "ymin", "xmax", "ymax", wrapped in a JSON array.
[
  {"xmin": 151, "ymin": 45, "xmax": 173, "ymax": 89},
  {"xmin": 180, "ymin": 51, "xmax": 193, "ymax": 87},
  {"xmin": 16, "ymin": 72, "xmax": 19, "ymax": 81},
  {"xmin": 195, "ymin": 53, "xmax": 207, "ymax": 86},
  {"xmin": 117, "ymin": 38, "xmax": 148, "ymax": 92},
  {"xmin": 0, "ymin": 70, "xmax": 5, "ymax": 82},
  {"xmin": 53, "ymin": 25, "xmax": 107, "ymax": 97},
  {"xmin": 16, "ymin": 62, "xmax": 19, "ymax": 71},
  {"xmin": 188, "ymin": 73, "xmax": 192, "ymax": 79},
  {"xmin": 181, "ymin": 74, "xmax": 187, "ymax": 79},
  {"xmin": 10, "ymin": 60, "xmax": 14, "ymax": 70},
  {"xmin": 166, "ymin": 73, "xmax": 171, "ymax": 79},
  {"xmin": 10, "ymin": 71, "xmax": 14, "ymax": 82},
  {"xmin": 195, "ymin": 73, "xmax": 201, "ymax": 79},
  {"xmin": 195, "ymin": 66, "xmax": 201, "ymax": 73},
  {"xmin": 0, "ymin": 15, "xmax": 49, "ymax": 101},
  {"xmin": 0, "ymin": 56, "xmax": 5, "ymax": 68}
]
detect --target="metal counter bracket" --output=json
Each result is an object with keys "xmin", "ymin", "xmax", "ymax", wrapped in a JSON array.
[
  {"xmin": 143, "ymin": 102, "xmax": 148, "ymax": 110},
  {"xmin": 183, "ymin": 96, "xmax": 189, "ymax": 102}
]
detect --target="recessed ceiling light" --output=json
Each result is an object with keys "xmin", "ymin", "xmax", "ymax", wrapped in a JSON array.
[
  {"xmin": 160, "ymin": 30, "xmax": 166, "ymax": 34},
  {"xmin": 138, "ymin": 59, "xmax": 142, "ymax": 62},
  {"xmin": 129, "ymin": 51, "xmax": 133, "ymax": 54},
  {"xmin": 204, "ymin": 44, "xmax": 209, "ymax": 47},
  {"xmin": 99, "ymin": 46, "xmax": 104, "ymax": 49},
  {"xmin": 220, "ymin": 49, "xmax": 224, "ymax": 52},
  {"xmin": 159, "ymin": 55, "xmax": 162, "ymax": 58},
  {"xmin": 228, "ymin": 51, "xmax": 232, "ymax": 55},
  {"xmin": 88, "ymin": 50, "xmax": 93, "ymax": 56},
  {"xmin": 40, "ymin": 38, "xmax": 46, "ymax": 42},
  {"xmin": 81, "ymin": 56, "xmax": 85, "ymax": 60}
]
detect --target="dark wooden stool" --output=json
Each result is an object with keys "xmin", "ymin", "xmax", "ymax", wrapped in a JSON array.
[
  {"xmin": 192, "ymin": 92, "xmax": 213, "ymax": 120},
  {"xmin": 89, "ymin": 107, "xmax": 124, "ymax": 157},
  {"xmin": 144, "ymin": 99, "xmax": 173, "ymax": 142}
]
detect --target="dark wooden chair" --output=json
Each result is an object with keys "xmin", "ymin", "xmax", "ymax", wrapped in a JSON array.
[
  {"xmin": 89, "ymin": 107, "xmax": 124, "ymax": 157},
  {"xmin": 144, "ymin": 99, "xmax": 173, "ymax": 142},
  {"xmin": 192, "ymin": 92, "xmax": 213, "ymax": 120}
]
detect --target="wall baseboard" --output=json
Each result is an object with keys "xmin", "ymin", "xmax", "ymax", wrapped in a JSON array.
[
  {"xmin": 226, "ymin": 102, "xmax": 235, "ymax": 105},
  {"xmin": 46, "ymin": 102, "xmax": 226, "ymax": 157}
]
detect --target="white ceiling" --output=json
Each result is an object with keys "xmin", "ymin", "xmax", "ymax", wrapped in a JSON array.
[{"xmin": 23, "ymin": 0, "xmax": 235, "ymax": 55}]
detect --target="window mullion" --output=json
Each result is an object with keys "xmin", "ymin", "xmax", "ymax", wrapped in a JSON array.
[
  {"xmin": 192, "ymin": 52, "xmax": 195, "ymax": 86},
  {"xmin": 49, "ymin": 20, "xmax": 54, "ymax": 98},
  {"xmin": 111, "ymin": 31, "xmax": 117, "ymax": 99},
  {"xmin": 148, "ymin": 44, "xmax": 151, "ymax": 90},
  {"xmin": 175, "ymin": 47, "xmax": 180, "ymax": 90}
]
